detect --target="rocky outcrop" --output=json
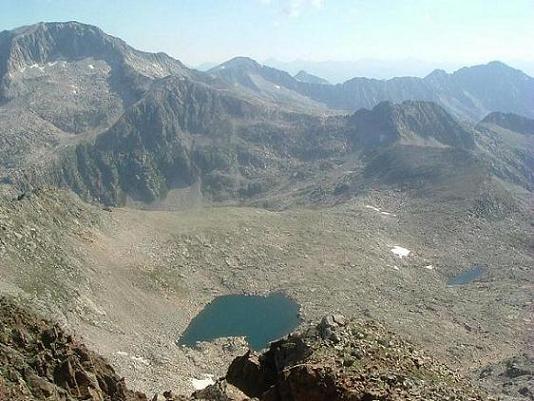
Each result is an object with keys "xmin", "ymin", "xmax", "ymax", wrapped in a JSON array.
[
  {"xmin": 215, "ymin": 315, "xmax": 486, "ymax": 401},
  {"xmin": 0, "ymin": 297, "xmax": 146, "ymax": 401},
  {"xmin": 478, "ymin": 354, "xmax": 534, "ymax": 401}
]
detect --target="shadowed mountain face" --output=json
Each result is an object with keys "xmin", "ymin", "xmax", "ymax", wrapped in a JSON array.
[
  {"xmin": 347, "ymin": 100, "xmax": 475, "ymax": 149},
  {"xmin": 210, "ymin": 57, "xmax": 534, "ymax": 121},
  {"xmin": 47, "ymin": 90, "xmax": 482, "ymax": 206},
  {"xmin": 476, "ymin": 112, "xmax": 534, "ymax": 191},
  {"xmin": 480, "ymin": 112, "xmax": 534, "ymax": 136}
]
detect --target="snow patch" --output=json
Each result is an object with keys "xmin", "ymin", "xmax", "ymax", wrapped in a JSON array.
[
  {"xmin": 191, "ymin": 374, "xmax": 215, "ymax": 390},
  {"xmin": 365, "ymin": 205, "xmax": 396, "ymax": 216},
  {"xmin": 275, "ymin": 84, "xmax": 281, "ymax": 89},
  {"xmin": 47, "ymin": 61, "xmax": 57, "ymax": 67},
  {"xmin": 29, "ymin": 63, "xmax": 45, "ymax": 72},
  {"xmin": 424, "ymin": 265, "xmax": 435, "ymax": 270},
  {"xmin": 391, "ymin": 246, "xmax": 410, "ymax": 258},
  {"xmin": 365, "ymin": 205, "xmax": 381, "ymax": 212},
  {"xmin": 88, "ymin": 64, "xmax": 94, "ymax": 69}
]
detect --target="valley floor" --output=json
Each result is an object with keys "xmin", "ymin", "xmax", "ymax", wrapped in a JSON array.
[{"xmin": 0, "ymin": 187, "xmax": 532, "ymax": 397}]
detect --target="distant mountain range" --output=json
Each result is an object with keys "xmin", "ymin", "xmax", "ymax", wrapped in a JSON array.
[
  {"xmin": 0, "ymin": 21, "xmax": 532, "ymax": 207},
  {"xmin": 263, "ymin": 58, "xmax": 460, "ymax": 82},
  {"xmin": 208, "ymin": 57, "xmax": 534, "ymax": 121}
]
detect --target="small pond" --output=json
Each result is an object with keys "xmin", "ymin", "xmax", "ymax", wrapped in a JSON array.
[
  {"xmin": 447, "ymin": 265, "xmax": 488, "ymax": 286},
  {"xmin": 178, "ymin": 293, "xmax": 301, "ymax": 351}
]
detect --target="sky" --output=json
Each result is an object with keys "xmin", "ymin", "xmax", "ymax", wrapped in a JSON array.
[{"xmin": 1, "ymin": 0, "xmax": 534, "ymax": 75}]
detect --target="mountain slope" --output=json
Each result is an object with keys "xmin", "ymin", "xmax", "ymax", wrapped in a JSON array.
[
  {"xmin": 476, "ymin": 112, "xmax": 534, "ymax": 190},
  {"xmin": 347, "ymin": 100, "xmax": 475, "ymax": 148},
  {"xmin": 42, "ymin": 92, "xmax": 481, "ymax": 206},
  {"xmin": 449, "ymin": 61, "xmax": 534, "ymax": 119}
]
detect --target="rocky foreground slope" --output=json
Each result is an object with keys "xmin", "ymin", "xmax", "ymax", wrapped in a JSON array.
[
  {"xmin": 0, "ymin": 296, "xmax": 494, "ymax": 401},
  {"xmin": 0, "ymin": 297, "xmax": 146, "ymax": 401}
]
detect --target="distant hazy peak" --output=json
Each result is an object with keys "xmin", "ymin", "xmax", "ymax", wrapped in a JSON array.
[
  {"xmin": 294, "ymin": 70, "xmax": 330, "ymax": 85},
  {"xmin": 453, "ymin": 60, "xmax": 530, "ymax": 78},
  {"xmin": 424, "ymin": 68, "xmax": 448, "ymax": 80},
  {"xmin": 209, "ymin": 56, "xmax": 262, "ymax": 72}
]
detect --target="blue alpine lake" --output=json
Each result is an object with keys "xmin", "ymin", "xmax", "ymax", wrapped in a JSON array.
[
  {"xmin": 178, "ymin": 293, "xmax": 301, "ymax": 351},
  {"xmin": 447, "ymin": 265, "xmax": 487, "ymax": 286}
]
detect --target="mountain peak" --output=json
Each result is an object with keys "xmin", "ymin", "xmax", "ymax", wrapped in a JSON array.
[
  {"xmin": 454, "ymin": 60, "xmax": 525, "ymax": 77},
  {"xmin": 294, "ymin": 70, "xmax": 330, "ymax": 85},
  {"xmin": 0, "ymin": 21, "xmax": 124, "ymax": 76},
  {"xmin": 8, "ymin": 20, "xmax": 103, "ymax": 35},
  {"xmin": 0, "ymin": 21, "xmax": 189, "ymax": 83},
  {"xmin": 210, "ymin": 56, "xmax": 262, "ymax": 72},
  {"xmin": 424, "ymin": 68, "xmax": 448, "ymax": 80},
  {"xmin": 350, "ymin": 100, "xmax": 475, "ymax": 149}
]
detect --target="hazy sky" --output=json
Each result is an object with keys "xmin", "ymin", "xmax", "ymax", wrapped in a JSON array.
[{"xmin": 2, "ymin": 0, "xmax": 534, "ymax": 71}]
